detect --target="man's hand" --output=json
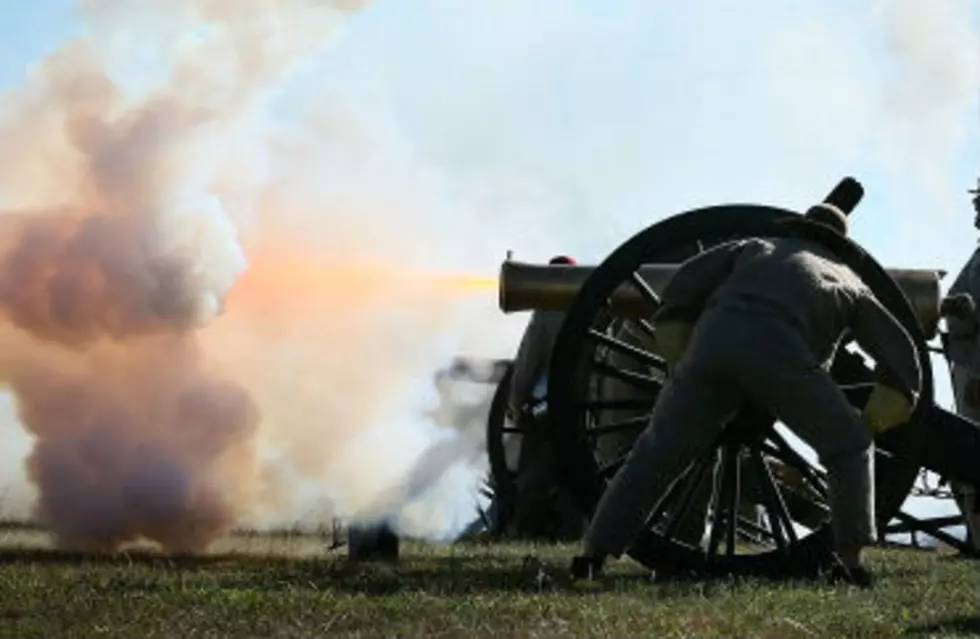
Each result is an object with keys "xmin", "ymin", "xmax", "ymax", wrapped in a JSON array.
[
  {"xmin": 654, "ymin": 321, "xmax": 694, "ymax": 368},
  {"xmin": 940, "ymin": 293, "xmax": 976, "ymax": 320},
  {"xmin": 863, "ymin": 383, "xmax": 913, "ymax": 434},
  {"xmin": 965, "ymin": 377, "xmax": 980, "ymax": 408}
]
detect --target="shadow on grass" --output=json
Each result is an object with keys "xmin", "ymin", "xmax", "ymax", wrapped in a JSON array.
[
  {"xmin": 298, "ymin": 560, "xmax": 733, "ymax": 597},
  {"xmin": 0, "ymin": 547, "xmax": 264, "ymax": 569},
  {"xmin": 0, "ymin": 547, "xmax": 246, "ymax": 568},
  {"xmin": 0, "ymin": 544, "xmax": 843, "ymax": 600},
  {"xmin": 0, "ymin": 546, "xmax": 760, "ymax": 597},
  {"xmin": 905, "ymin": 615, "xmax": 980, "ymax": 636}
]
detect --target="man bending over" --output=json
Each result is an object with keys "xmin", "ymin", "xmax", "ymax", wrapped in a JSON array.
[{"xmin": 569, "ymin": 193, "xmax": 920, "ymax": 588}]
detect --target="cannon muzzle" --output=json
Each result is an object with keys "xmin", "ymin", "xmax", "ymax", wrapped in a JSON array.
[{"xmin": 499, "ymin": 260, "xmax": 945, "ymax": 340}]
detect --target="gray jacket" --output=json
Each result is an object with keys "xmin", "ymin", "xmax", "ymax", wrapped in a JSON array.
[
  {"xmin": 655, "ymin": 236, "xmax": 922, "ymax": 402},
  {"xmin": 508, "ymin": 310, "xmax": 566, "ymax": 411},
  {"xmin": 944, "ymin": 247, "xmax": 980, "ymax": 371}
]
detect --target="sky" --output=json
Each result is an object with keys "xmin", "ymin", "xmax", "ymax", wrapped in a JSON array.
[
  {"xmin": 0, "ymin": 0, "xmax": 977, "ymax": 532},
  {"xmin": 312, "ymin": 0, "xmax": 980, "ymax": 412},
  {"xmin": 1, "ymin": 1, "xmax": 977, "ymax": 315}
]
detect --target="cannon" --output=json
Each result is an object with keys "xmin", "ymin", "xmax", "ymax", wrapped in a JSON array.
[{"xmin": 493, "ymin": 178, "xmax": 980, "ymax": 578}]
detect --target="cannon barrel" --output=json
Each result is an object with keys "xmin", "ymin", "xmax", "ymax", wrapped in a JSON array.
[{"xmin": 499, "ymin": 260, "xmax": 945, "ymax": 340}]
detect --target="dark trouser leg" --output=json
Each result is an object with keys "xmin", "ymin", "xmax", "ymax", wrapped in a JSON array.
[
  {"xmin": 744, "ymin": 365, "xmax": 876, "ymax": 556},
  {"xmin": 949, "ymin": 363, "xmax": 980, "ymax": 550},
  {"xmin": 583, "ymin": 360, "xmax": 739, "ymax": 559}
]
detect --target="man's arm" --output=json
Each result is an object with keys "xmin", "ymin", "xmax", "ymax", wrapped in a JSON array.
[
  {"xmin": 653, "ymin": 239, "xmax": 752, "ymax": 323},
  {"xmin": 849, "ymin": 290, "xmax": 922, "ymax": 404}
]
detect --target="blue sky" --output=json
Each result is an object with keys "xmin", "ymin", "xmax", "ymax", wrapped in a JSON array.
[
  {"xmin": 0, "ymin": 1, "xmax": 78, "ymax": 85},
  {"xmin": 0, "ymin": 1, "xmax": 978, "ymax": 445},
  {"xmin": 3, "ymin": 1, "xmax": 977, "ymax": 263}
]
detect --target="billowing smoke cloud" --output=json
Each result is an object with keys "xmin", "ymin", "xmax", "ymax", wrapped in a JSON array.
[
  {"xmin": 0, "ymin": 0, "xmax": 976, "ymax": 548},
  {"xmin": 2, "ymin": 334, "xmax": 260, "ymax": 552},
  {"xmin": 0, "ymin": 17, "xmax": 266, "ymax": 549},
  {"xmin": 0, "ymin": 0, "xmax": 481, "ymax": 551}
]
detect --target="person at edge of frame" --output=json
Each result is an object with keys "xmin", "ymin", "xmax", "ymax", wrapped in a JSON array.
[
  {"xmin": 937, "ymin": 177, "xmax": 980, "ymax": 554},
  {"xmin": 566, "ymin": 182, "xmax": 921, "ymax": 589},
  {"xmin": 504, "ymin": 254, "xmax": 588, "ymax": 541}
]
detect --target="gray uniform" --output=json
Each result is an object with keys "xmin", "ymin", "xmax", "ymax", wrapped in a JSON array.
[
  {"xmin": 598, "ymin": 319, "xmax": 764, "ymax": 545},
  {"xmin": 585, "ymin": 236, "xmax": 921, "ymax": 557},
  {"xmin": 941, "ymin": 247, "xmax": 980, "ymax": 549}
]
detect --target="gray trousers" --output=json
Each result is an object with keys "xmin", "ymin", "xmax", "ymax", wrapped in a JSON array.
[
  {"xmin": 585, "ymin": 305, "xmax": 875, "ymax": 557},
  {"xmin": 947, "ymin": 362, "xmax": 980, "ymax": 549}
]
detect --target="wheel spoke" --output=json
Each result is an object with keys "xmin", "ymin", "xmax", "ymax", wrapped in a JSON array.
[
  {"xmin": 705, "ymin": 452, "xmax": 727, "ymax": 563},
  {"xmin": 751, "ymin": 447, "xmax": 799, "ymax": 549},
  {"xmin": 736, "ymin": 514, "xmax": 777, "ymax": 544},
  {"xmin": 749, "ymin": 451, "xmax": 788, "ymax": 554},
  {"xmin": 642, "ymin": 463, "xmax": 700, "ymax": 534},
  {"xmin": 631, "ymin": 317, "xmax": 659, "ymax": 341},
  {"xmin": 743, "ymin": 453, "xmax": 829, "ymax": 529},
  {"xmin": 587, "ymin": 415, "xmax": 650, "ymax": 437},
  {"xmin": 590, "ymin": 359, "xmax": 663, "ymax": 392},
  {"xmin": 628, "ymin": 270, "xmax": 662, "ymax": 309},
  {"xmin": 759, "ymin": 448, "xmax": 829, "ymax": 502},
  {"xmin": 661, "ymin": 449, "xmax": 715, "ymax": 539},
  {"xmin": 575, "ymin": 398, "xmax": 656, "ymax": 412},
  {"xmin": 762, "ymin": 433, "xmax": 829, "ymax": 498},
  {"xmin": 585, "ymin": 328, "xmax": 665, "ymax": 367},
  {"xmin": 724, "ymin": 445, "xmax": 741, "ymax": 558}
]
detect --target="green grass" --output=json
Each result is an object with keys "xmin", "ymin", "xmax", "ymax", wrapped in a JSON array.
[{"xmin": 0, "ymin": 530, "xmax": 977, "ymax": 638}]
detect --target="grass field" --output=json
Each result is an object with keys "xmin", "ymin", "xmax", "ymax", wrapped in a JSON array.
[{"xmin": 0, "ymin": 527, "xmax": 977, "ymax": 638}]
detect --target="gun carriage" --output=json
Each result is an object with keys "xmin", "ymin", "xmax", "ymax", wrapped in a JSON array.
[{"xmin": 490, "ymin": 179, "xmax": 980, "ymax": 577}]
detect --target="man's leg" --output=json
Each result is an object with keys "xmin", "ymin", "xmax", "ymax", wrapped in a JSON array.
[
  {"xmin": 949, "ymin": 363, "xmax": 980, "ymax": 552},
  {"xmin": 597, "ymin": 324, "xmax": 710, "ymax": 546},
  {"xmin": 575, "ymin": 358, "xmax": 740, "ymax": 573},
  {"xmin": 748, "ymin": 366, "xmax": 875, "ymax": 570},
  {"xmin": 950, "ymin": 483, "xmax": 980, "ymax": 550}
]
